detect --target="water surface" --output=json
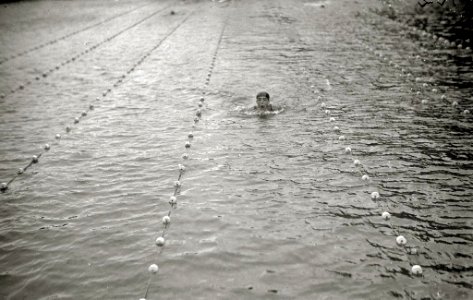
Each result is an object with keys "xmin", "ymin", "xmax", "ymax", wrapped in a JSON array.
[{"xmin": 0, "ymin": 0, "xmax": 472, "ymax": 299}]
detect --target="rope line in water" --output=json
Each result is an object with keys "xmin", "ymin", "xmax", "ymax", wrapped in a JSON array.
[
  {"xmin": 0, "ymin": 2, "xmax": 152, "ymax": 66},
  {"xmin": 377, "ymin": 5, "xmax": 472, "ymax": 52},
  {"xmin": 356, "ymin": 14, "xmax": 471, "ymax": 279},
  {"xmin": 0, "ymin": 3, "xmax": 174, "ymax": 100},
  {"xmin": 139, "ymin": 18, "xmax": 228, "ymax": 300},
  {"xmin": 0, "ymin": 12, "xmax": 194, "ymax": 194},
  {"xmin": 360, "ymin": 11, "xmax": 471, "ymax": 114},
  {"xmin": 320, "ymin": 85, "xmax": 426, "ymax": 279},
  {"xmin": 352, "ymin": 38, "xmax": 468, "ymax": 296},
  {"xmin": 320, "ymin": 14, "xmax": 470, "ymax": 295}
]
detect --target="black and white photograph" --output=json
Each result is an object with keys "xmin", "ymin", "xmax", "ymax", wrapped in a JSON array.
[{"xmin": 0, "ymin": 0, "xmax": 472, "ymax": 299}]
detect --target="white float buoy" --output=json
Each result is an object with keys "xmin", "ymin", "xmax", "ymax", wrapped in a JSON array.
[
  {"xmin": 155, "ymin": 237, "xmax": 165, "ymax": 247},
  {"xmin": 32, "ymin": 155, "xmax": 39, "ymax": 163},
  {"xmin": 321, "ymin": 102, "xmax": 326, "ymax": 108},
  {"xmin": 381, "ymin": 211, "xmax": 391, "ymax": 220},
  {"xmin": 422, "ymin": 83, "xmax": 428, "ymax": 88},
  {"xmin": 174, "ymin": 181, "xmax": 181, "ymax": 188},
  {"xmin": 162, "ymin": 216, "xmax": 171, "ymax": 225},
  {"xmin": 74, "ymin": 117, "xmax": 79, "ymax": 124},
  {"xmin": 334, "ymin": 126, "xmax": 340, "ymax": 132},
  {"xmin": 421, "ymin": 99, "xmax": 428, "ymax": 104},
  {"xmin": 452, "ymin": 101, "xmax": 458, "ymax": 107},
  {"xmin": 362, "ymin": 174, "xmax": 370, "ymax": 181},
  {"xmin": 463, "ymin": 109, "xmax": 470, "ymax": 115},
  {"xmin": 169, "ymin": 196, "xmax": 177, "ymax": 205},
  {"xmin": 182, "ymin": 153, "xmax": 189, "ymax": 160},
  {"xmin": 409, "ymin": 247, "xmax": 418, "ymax": 255},
  {"xmin": 396, "ymin": 235, "xmax": 407, "ymax": 246},
  {"xmin": 188, "ymin": 133, "xmax": 194, "ymax": 139},
  {"xmin": 431, "ymin": 88, "xmax": 438, "ymax": 93},
  {"xmin": 415, "ymin": 77, "xmax": 420, "ymax": 82},
  {"xmin": 148, "ymin": 264, "xmax": 159, "ymax": 274},
  {"xmin": 329, "ymin": 117, "xmax": 335, "ymax": 122},
  {"xmin": 371, "ymin": 191, "xmax": 380, "ymax": 200},
  {"xmin": 44, "ymin": 144, "xmax": 50, "ymax": 151},
  {"xmin": 344, "ymin": 147, "xmax": 352, "ymax": 154},
  {"xmin": 178, "ymin": 164, "xmax": 186, "ymax": 171},
  {"xmin": 441, "ymin": 94, "xmax": 446, "ymax": 100},
  {"xmin": 1, "ymin": 182, "xmax": 7, "ymax": 191},
  {"xmin": 17, "ymin": 168, "xmax": 24, "ymax": 175},
  {"xmin": 411, "ymin": 265, "xmax": 422, "ymax": 275},
  {"xmin": 55, "ymin": 134, "xmax": 61, "ymax": 140},
  {"xmin": 81, "ymin": 111, "xmax": 87, "ymax": 117},
  {"xmin": 325, "ymin": 110, "xmax": 330, "ymax": 115},
  {"xmin": 354, "ymin": 159, "xmax": 361, "ymax": 166},
  {"xmin": 185, "ymin": 142, "xmax": 191, "ymax": 148}
]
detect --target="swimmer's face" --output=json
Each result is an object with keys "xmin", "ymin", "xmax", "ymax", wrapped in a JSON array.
[{"xmin": 256, "ymin": 96, "xmax": 270, "ymax": 108}]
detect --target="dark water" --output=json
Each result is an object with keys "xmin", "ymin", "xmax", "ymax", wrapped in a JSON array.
[
  {"xmin": 375, "ymin": 0, "xmax": 473, "ymax": 49},
  {"xmin": 0, "ymin": 0, "xmax": 472, "ymax": 299}
]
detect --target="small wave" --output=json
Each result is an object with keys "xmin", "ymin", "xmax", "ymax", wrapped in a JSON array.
[{"xmin": 234, "ymin": 106, "xmax": 285, "ymax": 117}]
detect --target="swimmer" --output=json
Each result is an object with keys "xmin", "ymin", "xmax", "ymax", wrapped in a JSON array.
[
  {"xmin": 236, "ymin": 91, "xmax": 283, "ymax": 116},
  {"xmin": 254, "ymin": 91, "xmax": 274, "ymax": 111}
]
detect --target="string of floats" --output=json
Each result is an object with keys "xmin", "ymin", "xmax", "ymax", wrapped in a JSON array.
[
  {"xmin": 1, "ymin": 10, "xmax": 193, "ymax": 193},
  {"xmin": 318, "ymin": 7, "xmax": 471, "ymax": 293},
  {"xmin": 0, "ymin": 2, "xmax": 151, "ymax": 66},
  {"xmin": 140, "ymin": 18, "xmax": 228, "ymax": 300},
  {"xmin": 0, "ymin": 3, "xmax": 174, "ymax": 101}
]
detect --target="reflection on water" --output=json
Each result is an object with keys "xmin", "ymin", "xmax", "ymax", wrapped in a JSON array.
[{"xmin": 0, "ymin": 0, "xmax": 472, "ymax": 299}]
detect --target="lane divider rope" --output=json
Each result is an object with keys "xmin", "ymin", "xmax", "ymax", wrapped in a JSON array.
[
  {"xmin": 314, "ymin": 12, "xmax": 471, "ymax": 293},
  {"xmin": 1, "ymin": 12, "xmax": 195, "ymax": 193},
  {"xmin": 0, "ymin": 3, "xmax": 174, "ymax": 100},
  {"xmin": 140, "ymin": 17, "xmax": 228, "ymax": 300},
  {"xmin": 0, "ymin": 1, "xmax": 152, "ymax": 66}
]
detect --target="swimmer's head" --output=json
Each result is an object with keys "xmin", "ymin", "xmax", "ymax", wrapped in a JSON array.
[{"xmin": 256, "ymin": 91, "xmax": 270, "ymax": 109}]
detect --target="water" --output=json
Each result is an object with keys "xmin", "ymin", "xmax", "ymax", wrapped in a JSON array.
[{"xmin": 1, "ymin": 0, "xmax": 472, "ymax": 299}]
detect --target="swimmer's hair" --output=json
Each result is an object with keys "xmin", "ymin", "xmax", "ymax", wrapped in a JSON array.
[{"xmin": 256, "ymin": 91, "xmax": 270, "ymax": 100}]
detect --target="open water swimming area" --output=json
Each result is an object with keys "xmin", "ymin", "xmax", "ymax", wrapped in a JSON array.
[{"xmin": 0, "ymin": 0, "xmax": 472, "ymax": 299}]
